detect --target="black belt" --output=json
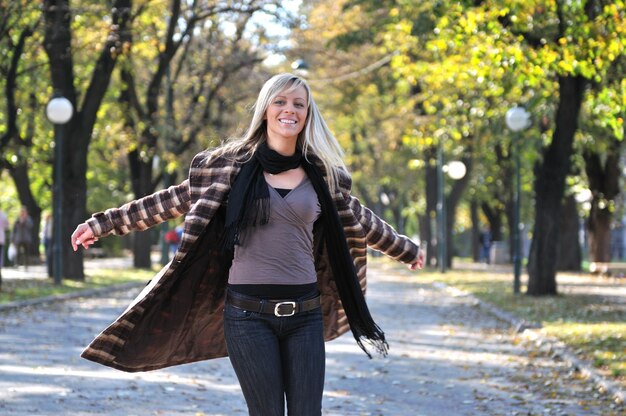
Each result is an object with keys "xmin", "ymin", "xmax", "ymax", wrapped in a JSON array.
[{"xmin": 226, "ymin": 291, "xmax": 321, "ymax": 317}]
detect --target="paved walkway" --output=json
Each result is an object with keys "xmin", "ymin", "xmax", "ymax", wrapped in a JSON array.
[
  {"xmin": 1, "ymin": 255, "xmax": 152, "ymax": 281},
  {"xmin": 0, "ymin": 262, "xmax": 623, "ymax": 415}
]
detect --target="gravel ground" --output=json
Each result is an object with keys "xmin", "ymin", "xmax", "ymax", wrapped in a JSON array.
[{"xmin": 0, "ymin": 263, "xmax": 623, "ymax": 415}]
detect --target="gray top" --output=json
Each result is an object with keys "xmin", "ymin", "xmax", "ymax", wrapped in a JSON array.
[{"xmin": 228, "ymin": 177, "xmax": 321, "ymax": 285}]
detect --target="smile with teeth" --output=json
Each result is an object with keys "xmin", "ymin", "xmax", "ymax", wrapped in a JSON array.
[{"xmin": 279, "ymin": 119, "xmax": 297, "ymax": 125}]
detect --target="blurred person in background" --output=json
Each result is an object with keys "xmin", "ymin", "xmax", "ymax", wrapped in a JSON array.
[
  {"xmin": 12, "ymin": 206, "xmax": 34, "ymax": 269},
  {"xmin": 42, "ymin": 212, "xmax": 53, "ymax": 277}
]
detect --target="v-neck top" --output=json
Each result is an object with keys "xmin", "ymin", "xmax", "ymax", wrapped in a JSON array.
[{"xmin": 228, "ymin": 177, "xmax": 321, "ymax": 285}]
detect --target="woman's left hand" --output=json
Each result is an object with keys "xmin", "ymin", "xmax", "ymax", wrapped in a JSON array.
[{"xmin": 408, "ymin": 248, "xmax": 425, "ymax": 271}]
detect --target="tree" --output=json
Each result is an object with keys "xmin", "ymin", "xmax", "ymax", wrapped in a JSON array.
[
  {"xmin": 117, "ymin": 0, "xmax": 280, "ymax": 267},
  {"xmin": 43, "ymin": 0, "xmax": 133, "ymax": 280},
  {"xmin": 289, "ymin": 0, "xmax": 424, "ymax": 242},
  {"xmin": 353, "ymin": 0, "xmax": 625, "ymax": 294},
  {"xmin": 580, "ymin": 75, "xmax": 626, "ymax": 263},
  {"xmin": 0, "ymin": 1, "xmax": 45, "ymax": 261},
  {"xmin": 509, "ymin": 1, "xmax": 626, "ymax": 294}
]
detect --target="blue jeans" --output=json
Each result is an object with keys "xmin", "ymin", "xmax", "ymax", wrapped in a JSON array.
[{"xmin": 223, "ymin": 291, "xmax": 325, "ymax": 416}]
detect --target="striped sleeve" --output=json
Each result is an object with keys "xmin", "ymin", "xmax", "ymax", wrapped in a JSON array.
[
  {"xmin": 86, "ymin": 180, "xmax": 192, "ymax": 237},
  {"xmin": 346, "ymin": 193, "xmax": 420, "ymax": 264}
]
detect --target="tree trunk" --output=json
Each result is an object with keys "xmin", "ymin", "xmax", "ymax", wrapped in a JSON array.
[
  {"xmin": 63, "ymin": 123, "xmax": 89, "ymax": 279},
  {"xmin": 418, "ymin": 214, "xmax": 433, "ymax": 266},
  {"xmin": 586, "ymin": 202, "xmax": 612, "ymax": 262},
  {"xmin": 470, "ymin": 199, "xmax": 480, "ymax": 261},
  {"xmin": 584, "ymin": 146, "xmax": 621, "ymax": 262},
  {"xmin": 528, "ymin": 75, "xmax": 586, "ymax": 295},
  {"xmin": 481, "ymin": 202, "xmax": 504, "ymax": 241},
  {"xmin": 505, "ymin": 197, "xmax": 514, "ymax": 262},
  {"xmin": 557, "ymin": 195, "xmax": 582, "ymax": 271},
  {"xmin": 424, "ymin": 146, "xmax": 438, "ymax": 266},
  {"xmin": 128, "ymin": 148, "xmax": 155, "ymax": 268}
]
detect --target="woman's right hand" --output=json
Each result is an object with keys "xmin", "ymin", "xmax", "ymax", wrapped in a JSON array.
[
  {"xmin": 408, "ymin": 247, "xmax": 426, "ymax": 271},
  {"xmin": 71, "ymin": 223, "xmax": 98, "ymax": 251}
]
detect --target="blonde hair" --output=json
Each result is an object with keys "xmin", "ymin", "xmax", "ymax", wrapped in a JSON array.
[{"xmin": 212, "ymin": 73, "xmax": 346, "ymax": 190}]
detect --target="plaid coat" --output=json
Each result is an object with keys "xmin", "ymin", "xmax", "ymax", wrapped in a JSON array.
[{"xmin": 81, "ymin": 149, "xmax": 420, "ymax": 372}]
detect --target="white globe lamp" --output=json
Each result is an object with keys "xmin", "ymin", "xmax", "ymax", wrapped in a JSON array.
[
  {"xmin": 505, "ymin": 106, "xmax": 530, "ymax": 132},
  {"xmin": 46, "ymin": 97, "xmax": 74, "ymax": 124},
  {"xmin": 447, "ymin": 161, "xmax": 467, "ymax": 180}
]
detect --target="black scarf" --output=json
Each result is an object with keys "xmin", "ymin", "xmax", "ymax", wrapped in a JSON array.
[{"xmin": 223, "ymin": 141, "xmax": 388, "ymax": 357}]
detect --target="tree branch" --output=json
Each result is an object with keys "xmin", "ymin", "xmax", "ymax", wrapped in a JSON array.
[
  {"xmin": 146, "ymin": 0, "xmax": 181, "ymax": 117},
  {"xmin": 81, "ymin": 0, "xmax": 133, "ymax": 131},
  {"xmin": 1, "ymin": 23, "xmax": 37, "ymax": 150},
  {"xmin": 120, "ymin": 67, "xmax": 146, "ymax": 120}
]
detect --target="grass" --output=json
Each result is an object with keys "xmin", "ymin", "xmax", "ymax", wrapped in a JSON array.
[
  {"xmin": 0, "ymin": 267, "xmax": 155, "ymax": 304},
  {"xmin": 374, "ymin": 257, "xmax": 626, "ymax": 387}
]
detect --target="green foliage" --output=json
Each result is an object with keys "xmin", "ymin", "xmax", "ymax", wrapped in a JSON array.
[
  {"xmin": 1, "ymin": 0, "xmax": 285, "ymax": 223},
  {"xmin": 291, "ymin": 0, "xmax": 422, "ymax": 234},
  {"xmin": 330, "ymin": 0, "xmax": 626, "ymax": 250}
]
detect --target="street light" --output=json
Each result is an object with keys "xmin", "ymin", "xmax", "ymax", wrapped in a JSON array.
[
  {"xmin": 291, "ymin": 59, "xmax": 309, "ymax": 77},
  {"xmin": 445, "ymin": 161, "xmax": 467, "ymax": 180},
  {"xmin": 46, "ymin": 95, "xmax": 74, "ymax": 285},
  {"xmin": 436, "ymin": 142, "xmax": 466, "ymax": 273},
  {"xmin": 505, "ymin": 106, "xmax": 530, "ymax": 294}
]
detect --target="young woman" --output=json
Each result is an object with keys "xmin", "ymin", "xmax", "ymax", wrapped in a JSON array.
[{"xmin": 71, "ymin": 73, "xmax": 424, "ymax": 416}]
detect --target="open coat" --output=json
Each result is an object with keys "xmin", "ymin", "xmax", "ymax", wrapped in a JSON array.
[{"xmin": 81, "ymin": 149, "xmax": 420, "ymax": 372}]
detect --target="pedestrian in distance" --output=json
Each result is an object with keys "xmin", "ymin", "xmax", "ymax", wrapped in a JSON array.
[
  {"xmin": 479, "ymin": 226, "xmax": 492, "ymax": 265},
  {"xmin": 163, "ymin": 226, "xmax": 180, "ymax": 257},
  {"xmin": 12, "ymin": 206, "xmax": 34, "ymax": 269},
  {"xmin": 42, "ymin": 212, "xmax": 53, "ymax": 277},
  {"xmin": 71, "ymin": 73, "xmax": 425, "ymax": 416}
]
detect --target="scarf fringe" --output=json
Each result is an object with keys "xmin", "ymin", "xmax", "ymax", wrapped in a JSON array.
[
  {"xmin": 353, "ymin": 324, "xmax": 389, "ymax": 359},
  {"xmin": 302, "ymin": 160, "xmax": 389, "ymax": 359}
]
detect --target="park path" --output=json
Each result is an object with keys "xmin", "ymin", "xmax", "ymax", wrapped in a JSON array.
[{"xmin": 0, "ymin": 262, "xmax": 623, "ymax": 415}]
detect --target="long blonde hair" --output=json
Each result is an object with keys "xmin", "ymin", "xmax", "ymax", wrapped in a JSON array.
[{"xmin": 212, "ymin": 73, "xmax": 346, "ymax": 190}]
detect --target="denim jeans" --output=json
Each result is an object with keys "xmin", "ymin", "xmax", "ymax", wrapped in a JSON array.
[{"xmin": 223, "ymin": 291, "xmax": 325, "ymax": 416}]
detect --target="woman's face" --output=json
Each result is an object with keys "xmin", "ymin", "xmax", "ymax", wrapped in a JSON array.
[{"xmin": 264, "ymin": 85, "xmax": 308, "ymax": 147}]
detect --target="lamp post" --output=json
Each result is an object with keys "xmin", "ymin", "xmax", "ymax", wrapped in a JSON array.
[
  {"xmin": 436, "ymin": 141, "xmax": 467, "ymax": 273},
  {"xmin": 46, "ymin": 95, "xmax": 74, "ymax": 285},
  {"xmin": 505, "ymin": 106, "xmax": 530, "ymax": 294}
]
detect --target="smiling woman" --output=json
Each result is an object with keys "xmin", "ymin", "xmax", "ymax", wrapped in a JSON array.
[
  {"xmin": 71, "ymin": 73, "xmax": 424, "ymax": 416},
  {"xmin": 264, "ymin": 85, "xmax": 308, "ymax": 150}
]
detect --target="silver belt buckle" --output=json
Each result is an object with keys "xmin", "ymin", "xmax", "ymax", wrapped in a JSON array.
[{"xmin": 274, "ymin": 301, "xmax": 296, "ymax": 317}]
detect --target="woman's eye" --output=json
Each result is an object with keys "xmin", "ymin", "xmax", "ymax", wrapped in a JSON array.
[
  {"xmin": 295, "ymin": 103, "xmax": 305, "ymax": 108},
  {"xmin": 274, "ymin": 100, "xmax": 285, "ymax": 105}
]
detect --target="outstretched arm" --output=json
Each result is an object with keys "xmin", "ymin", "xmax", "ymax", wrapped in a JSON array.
[
  {"xmin": 346, "ymin": 194, "xmax": 424, "ymax": 270},
  {"xmin": 71, "ymin": 180, "xmax": 191, "ymax": 251}
]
